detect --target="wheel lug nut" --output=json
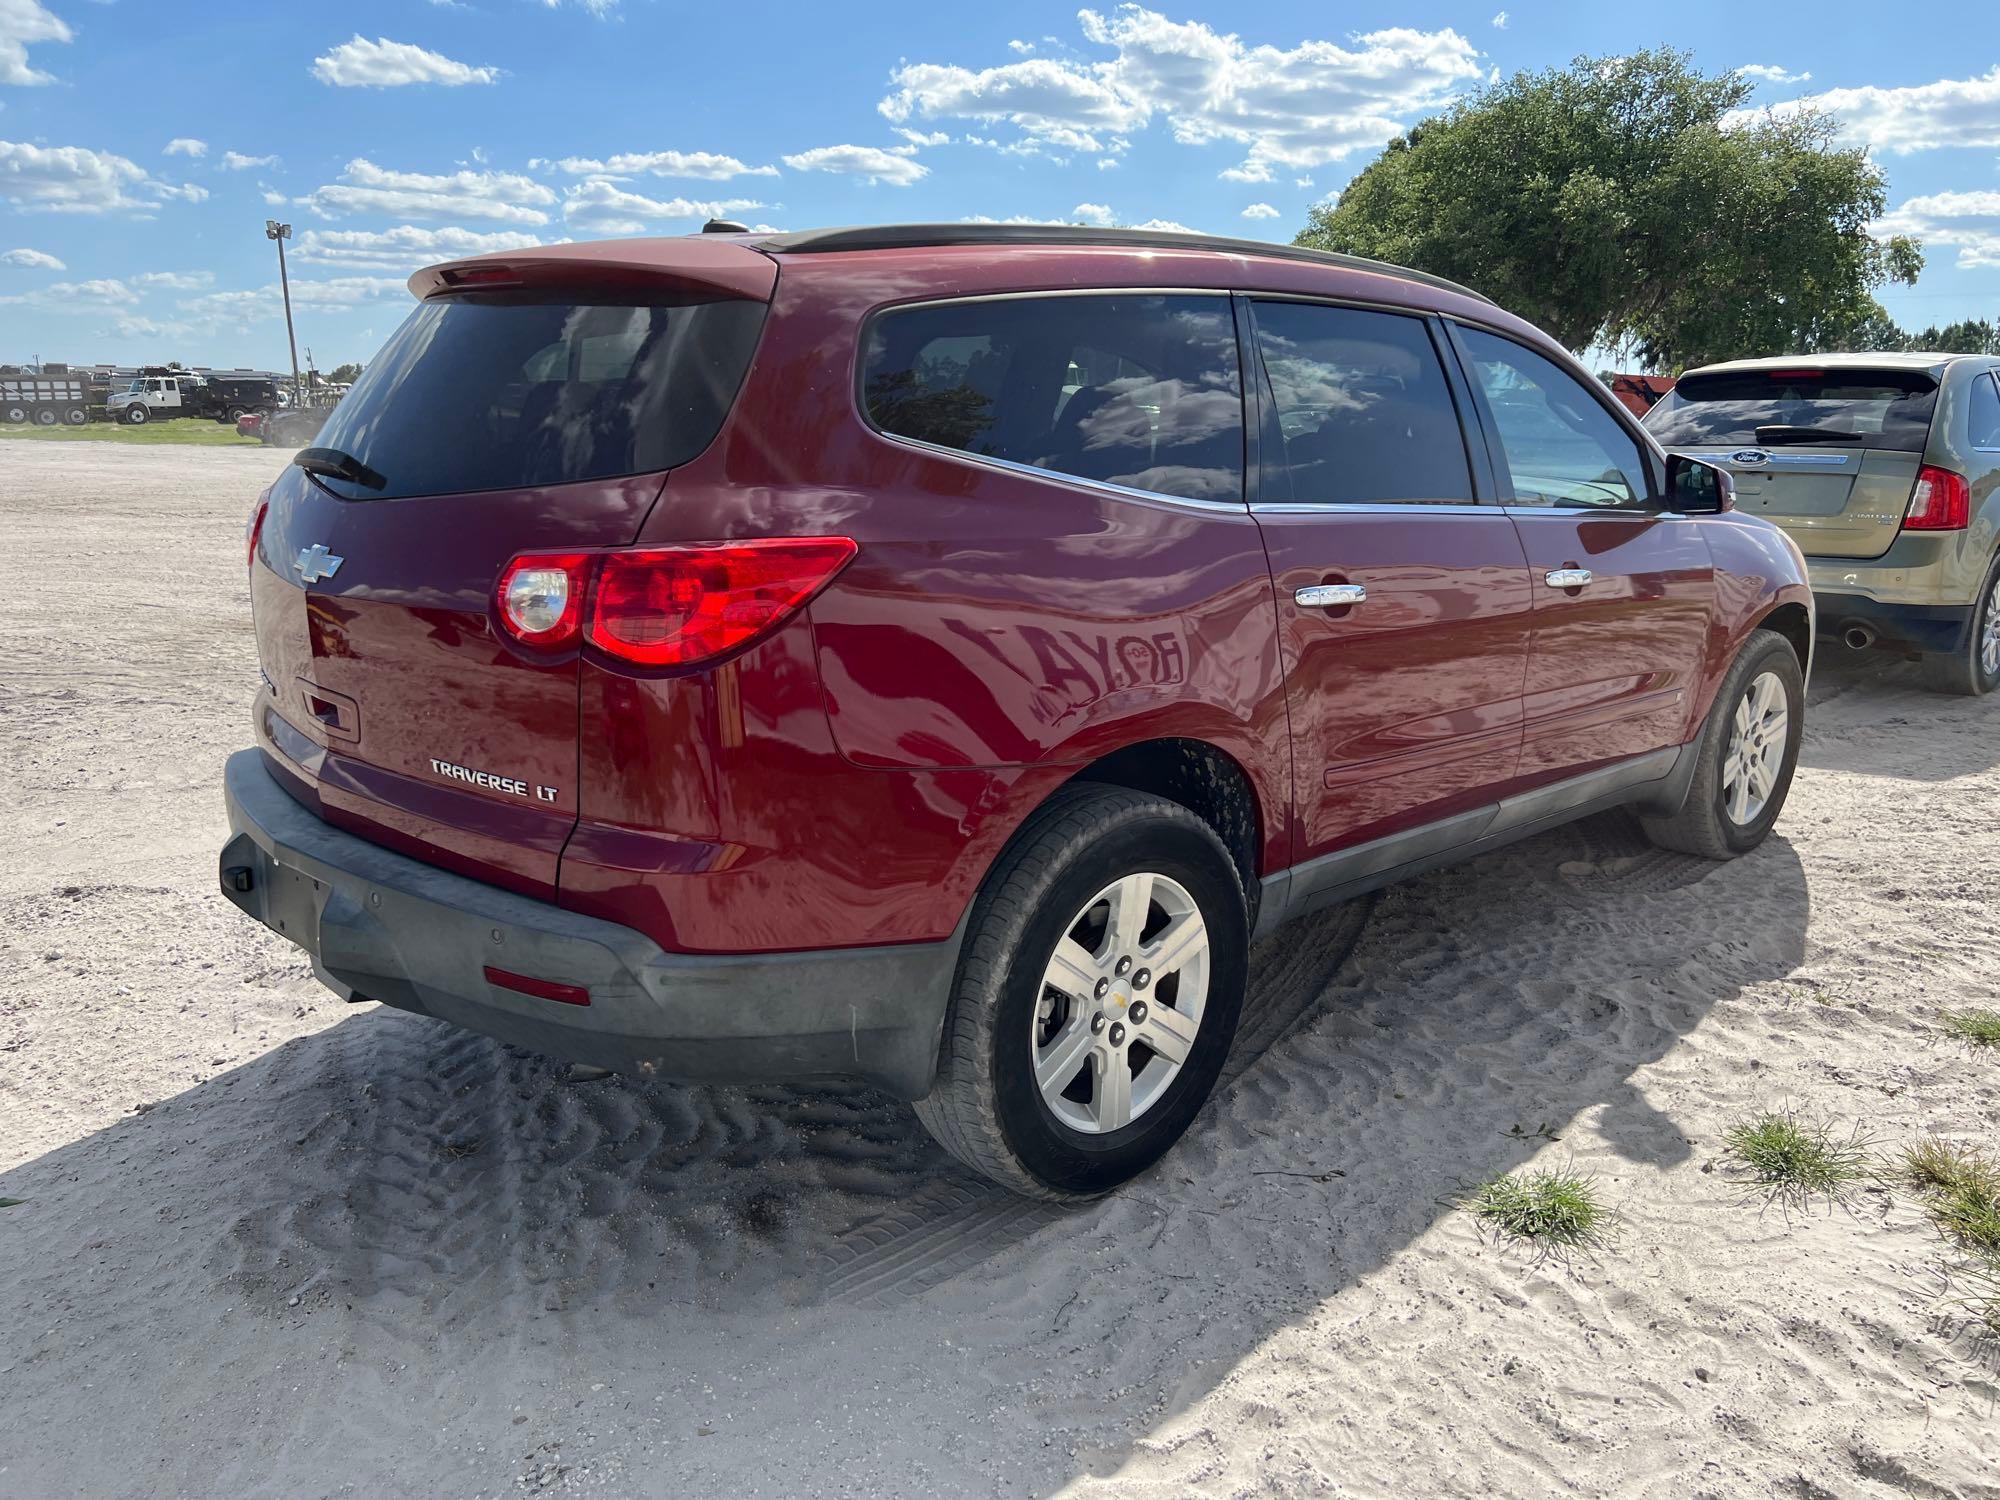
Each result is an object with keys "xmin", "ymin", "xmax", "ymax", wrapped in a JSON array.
[
  {"xmin": 1090, "ymin": 1012, "xmax": 1106, "ymax": 1034},
  {"xmin": 1114, "ymin": 956, "xmax": 1132, "ymax": 977},
  {"xmin": 1133, "ymin": 967, "xmax": 1151, "ymax": 990},
  {"xmin": 1108, "ymin": 1022, "xmax": 1126, "ymax": 1047},
  {"xmin": 1129, "ymin": 1001, "xmax": 1148, "ymax": 1024},
  {"xmin": 1094, "ymin": 977, "xmax": 1111, "ymax": 1000}
]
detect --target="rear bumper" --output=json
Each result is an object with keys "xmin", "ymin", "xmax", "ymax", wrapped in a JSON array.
[
  {"xmin": 1811, "ymin": 592, "xmax": 1972, "ymax": 655},
  {"xmin": 218, "ymin": 749, "xmax": 959, "ymax": 1099}
]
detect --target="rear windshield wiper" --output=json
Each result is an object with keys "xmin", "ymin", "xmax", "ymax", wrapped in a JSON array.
[
  {"xmin": 293, "ymin": 446, "xmax": 387, "ymax": 492},
  {"xmin": 1753, "ymin": 424, "xmax": 1866, "ymax": 446}
]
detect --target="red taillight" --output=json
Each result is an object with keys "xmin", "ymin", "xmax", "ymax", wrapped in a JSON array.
[
  {"xmin": 589, "ymin": 539, "xmax": 857, "ymax": 668},
  {"xmin": 496, "ymin": 551, "xmax": 589, "ymax": 646},
  {"xmin": 1904, "ymin": 466, "xmax": 1971, "ymax": 531},
  {"xmin": 492, "ymin": 539, "xmax": 857, "ymax": 669},
  {"xmin": 246, "ymin": 499, "xmax": 268, "ymax": 568}
]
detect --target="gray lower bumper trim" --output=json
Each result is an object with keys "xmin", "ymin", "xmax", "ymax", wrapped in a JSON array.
[{"xmin": 219, "ymin": 749, "xmax": 959, "ymax": 1099}]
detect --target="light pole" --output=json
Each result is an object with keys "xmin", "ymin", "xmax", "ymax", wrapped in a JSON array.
[{"xmin": 265, "ymin": 219, "xmax": 301, "ymax": 405}]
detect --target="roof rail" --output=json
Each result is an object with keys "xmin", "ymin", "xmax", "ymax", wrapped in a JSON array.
[{"xmin": 752, "ymin": 223, "xmax": 1492, "ymax": 304}]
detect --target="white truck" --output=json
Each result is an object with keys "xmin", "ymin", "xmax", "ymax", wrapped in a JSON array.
[{"xmin": 107, "ymin": 371, "xmax": 285, "ymax": 425}]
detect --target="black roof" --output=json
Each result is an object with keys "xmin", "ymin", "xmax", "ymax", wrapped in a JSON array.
[{"xmin": 751, "ymin": 223, "xmax": 1491, "ymax": 304}]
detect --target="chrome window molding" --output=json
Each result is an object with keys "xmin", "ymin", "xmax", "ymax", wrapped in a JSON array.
[
  {"xmin": 1250, "ymin": 501, "xmax": 1497, "ymax": 517},
  {"xmin": 871, "ymin": 428, "xmax": 1251, "ymax": 513}
]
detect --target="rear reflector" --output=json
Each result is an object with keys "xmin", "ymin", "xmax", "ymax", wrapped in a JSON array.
[
  {"xmin": 484, "ymin": 965, "xmax": 590, "ymax": 1006},
  {"xmin": 493, "ymin": 538, "xmax": 857, "ymax": 670},
  {"xmin": 247, "ymin": 498, "xmax": 268, "ymax": 569},
  {"xmin": 1904, "ymin": 466, "xmax": 1970, "ymax": 531}
]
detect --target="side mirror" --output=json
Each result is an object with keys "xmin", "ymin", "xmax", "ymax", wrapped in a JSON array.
[{"xmin": 1667, "ymin": 453, "xmax": 1734, "ymax": 514}]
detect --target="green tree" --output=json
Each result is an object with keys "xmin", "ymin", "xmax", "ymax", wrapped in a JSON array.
[
  {"xmin": 1297, "ymin": 50, "xmax": 1922, "ymax": 369},
  {"xmin": 327, "ymin": 362, "xmax": 363, "ymax": 385}
]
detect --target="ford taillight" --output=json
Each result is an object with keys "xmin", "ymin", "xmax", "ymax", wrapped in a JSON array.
[
  {"xmin": 493, "ymin": 539, "xmax": 856, "ymax": 669},
  {"xmin": 1904, "ymin": 466, "xmax": 1970, "ymax": 531}
]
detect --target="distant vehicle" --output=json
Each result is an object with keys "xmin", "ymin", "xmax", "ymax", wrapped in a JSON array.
[
  {"xmin": 1, "ymin": 373, "xmax": 93, "ymax": 427},
  {"xmin": 258, "ymin": 399, "xmax": 336, "ymax": 449},
  {"xmin": 108, "ymin": 370, "xmax": 285, "ymax": 426},
  {"xmin": 236, "ymin": 411, "xmax": 265, "ymax": 438},
  {"xmin": 1647, "ymin": 352, "xmax": 2000, "ymax": 694},
  {"xmin": 219, "ymin": 224, "xmax": 1811, "ymax": 1199},
  {"xmin": 1609, "ymin": 373, "xmax": 1674, "ymax": 418}
]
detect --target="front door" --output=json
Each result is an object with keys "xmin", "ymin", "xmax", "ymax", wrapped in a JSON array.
[
  {"xmin": 1448, "ymin": 323, "xmax": 1716, "ymax": 780},
  {"xmin": 1246, "ymin": 299, "xmax": 1533, "ymax": 862}
]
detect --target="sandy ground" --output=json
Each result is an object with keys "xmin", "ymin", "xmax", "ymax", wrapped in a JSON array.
[{"xmin": 3, "ymin": 440, "xmax": 1998, "ymax": 1500}]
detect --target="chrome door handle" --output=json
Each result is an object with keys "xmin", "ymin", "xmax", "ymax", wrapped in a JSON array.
[
  {"xmin": 1544, "ymin": 568, "xmax": 1593, "ymax": 589},
  {"xmin": 1295, "ymin": 583, "xmax": 1366, "ymax": 608}
]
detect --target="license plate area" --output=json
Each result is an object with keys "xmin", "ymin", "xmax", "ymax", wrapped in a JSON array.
[{"xmin": 263, "ymin": 860, "xmax": 328, "ymax": 949}]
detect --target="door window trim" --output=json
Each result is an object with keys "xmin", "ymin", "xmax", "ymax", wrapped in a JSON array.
[
  {"xmin": 853, "ymin": 286, "xmax": 1251, "ymax": 512},
  {"xmin": 1440, "ymin": 316, "xmax": 1671, "ymax": 512},
  {"xmin": 1235, "ymin": 292, "xmax": 1501, "ymax": 514},
  {"xmin": 1970, "ymin": 369, "xmax": 2000, "ymax": 454}
]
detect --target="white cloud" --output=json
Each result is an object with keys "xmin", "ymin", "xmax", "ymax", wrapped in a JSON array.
[
  {"xmin": 880, "ymin": 7, "xmax": 1482, "ymax": 178},
  {"xmin": 1008, "ymin": 39, "xmax": 1034, "ymax": 55},
  {"xmin": 1130, "ymin": 217, "xmax": 1197, "ymax": 233},
  {"xmin": 1737, "ymin": 64, "xmax": 1809, "ymax": 86},
  {"xmin": 299, "ymin": 159, "xmax": 558, "ymax": 225},
  {"xmin": 222, "ymin": 150, "xmax": 278, "ymax": 171},
  {"xmin": 893, "ymin": 128, "xmax": 950, "ymax": 148},
  {"xmin": 0, "ymin": 140, "xmax": 156, "ymax": 214},
  {"xmin": 1072, "ymin": 202, "xmax": 1116, "ymax": 226},
  {"xmin": 1220, "ymin": 161, "xmax": 1273, "ymax": 183},
  {"xmin": 1877, "ymin": 190, "xmax": 2000, "ymax": 269},
  {"xmin": 0, "ymin": 276, "xmax": 138, "ymax": 308},
  {"xmin": 148, "ymin": 181, "xmax": 209, "ymax": 204},
  {"xmin": 0, "ymin": 0, "xmax": 70, "ymax": 86},
  {"xmin": 1240, "ymin": 202, "xmax": 1280, "ymax": 219},
  {"xmin": 311, "ymin": 36, "xmax": 499, "ymax": 89},
  {"xmin": 163, "ymin": 138, "xmax": 208, "ymax": 159},
  {"xmin": 1743, "ymin": 67, "xmax": 2000, "ymax": 152},
  {"xmin": 543, "ymin": 0, "xmax": 619, "ymax": 13},
  {"xmin": 260, "ymin": 187, "xmax": 287, "ymax": 206},
  {"xmin": 1, "ymin": 246, "xmax": 63, "ymax": 269},
  {"xmin": 781, "ymin": 143, "xmax": 928, "ymax": 186},
  {"xmin": 959, "ymin": 214, "xmax": 1072, "ymax": 225},
  {"xmin": 293, "ymin": 225, "xmax": 547, "ymax": 272},
  {"xmin": 179, "ymin": 276, "xmax": 409, "ymax": 328},
  {"xmin": 548, "ymin": 149, "xmax": 776, "ymax": 180},
  {"xmin": 561, "ymin": 179, "xmax": 766, "ymax": 233},
  {"xmin": 133, "ymin": 270, "xmax": 214, "ymax": 290},
  {"xmin": 1490, "ymin": 11, "xmax": 1508, "ymax": 28}
]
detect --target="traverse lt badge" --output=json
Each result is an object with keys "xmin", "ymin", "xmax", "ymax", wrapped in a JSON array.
[{"xmin": 430, "ymin": 757, "xmax": 560, "ymax": 803}]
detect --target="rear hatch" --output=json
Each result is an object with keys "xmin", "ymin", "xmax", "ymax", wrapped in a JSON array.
[
  {"xmin": 249, "ymin": 244, "xmax": 773, "ymax": 898},
  {"xmin": 1644, "ymin": 365, "xmax": 1939, "ymax": 559}
]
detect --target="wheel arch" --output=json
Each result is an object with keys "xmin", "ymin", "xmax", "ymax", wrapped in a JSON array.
[{"xmin": 1753, "ymin": 599, "xmax": 1813, "ymax": 677}]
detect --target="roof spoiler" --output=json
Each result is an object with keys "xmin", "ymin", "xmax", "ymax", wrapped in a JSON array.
[{"xmin": 408, "ymin": 237, "xmax": 777, "ymax": 303}]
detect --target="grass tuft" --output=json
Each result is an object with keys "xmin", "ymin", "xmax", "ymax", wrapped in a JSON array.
[
  {"xmin": 1898, "ymin": 1138, "xmax": 2000, "ymax": 1258},
  {"xmin": 1721, "ymin": 1109, "xmax": 1870, "ymax": 1202},
  {"xmin": 1466, "ymin": 1168, "xmax": 1610, "ymax": 1249},
  {"xmin": 1941, "ymin": 1008, "xmax": 2000, "ymax": 1050}
]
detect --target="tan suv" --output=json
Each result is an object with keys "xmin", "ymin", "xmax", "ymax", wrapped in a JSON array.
[{"xmin": 1647, "ymin": 353, "xmax": 2000, "ymax": 694}]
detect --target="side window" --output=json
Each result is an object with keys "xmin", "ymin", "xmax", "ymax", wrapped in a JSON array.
[
  {"xmin": 1251, "ymin": 301, "xmax": 1475, "ymax": 504},
  {"xmin": 1969, "ymin": 371, "xmax": 2000, "ymax": 450},
  {"xmin": 862, "ymin": 294, "xmax": 1243, "ymax": 503},
  {"xmin": 1457, "ymin": 326, "xmax": 1651, "ymax": 508}
]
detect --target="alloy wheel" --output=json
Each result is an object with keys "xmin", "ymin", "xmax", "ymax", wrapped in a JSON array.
[
  {"xmin": 1029, "ymin": 871, "xmax": 1210, "ymax": 1134},
  {"xmin": 1722, "ymin": 669, "xmax": 1788, "ymax": 825},
  {"xmin": 1980, "ymin": 573, "xmax": 2000, "ymax": 681}
]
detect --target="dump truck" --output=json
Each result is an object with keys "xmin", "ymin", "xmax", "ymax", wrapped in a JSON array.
[{"xmin": 0, "ymin": 373, "xmax": 94, "ymax": 427}]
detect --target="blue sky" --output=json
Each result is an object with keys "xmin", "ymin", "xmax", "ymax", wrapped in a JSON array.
[{"xmin": 2, "ymin": 0, "xmax": 1996, "ymax": 370}]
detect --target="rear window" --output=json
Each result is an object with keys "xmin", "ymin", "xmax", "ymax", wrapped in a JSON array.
[
  {"xmin": 1644, "ymin": 367, "xmax": 1938, "ymax": 452},
  {"xmin": 861, "ymin": 293, "xmax": 1244, "ymax": 503},
  {"xmin": 304, "ymin": 294, "xmax": 766, "ymax": 500}
]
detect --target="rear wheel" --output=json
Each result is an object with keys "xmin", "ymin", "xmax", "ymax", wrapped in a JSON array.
[
  {"xmin": 914, "ymin": 784, "xmax": 1248, "ymax": 1199},
  {"xmin": 33, "ymin": 408, "xmax": 57, "ymax": 426},
  {"xmin": 2, "ymin": 405, "xmax": 25, "ymax": 425},
  {"xmin": 1919, "ymin": 555, "xmax": 2000, "ymax": 697},
  {"xmin": 1641, "ymin": 628, "xmax": 1804, "ymax": 860},
  {"xmin": 64, "ymin": 406, "xmax": 88, "ymax": 426}
]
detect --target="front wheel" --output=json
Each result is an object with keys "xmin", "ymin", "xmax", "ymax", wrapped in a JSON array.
[
  {"xmin": 123, "ymin": 404, "xmax": 150, "ymax": 425},
  {"xmin": 1641, "ymin": 628, "xmax": 1804, "ymax": 860},
  {"xmin": 914, "ymin": 785, "xmax": 1248, "ymax": 1199},
  {"xmin": 1920, "ymin": 555, "xmax": 2000, "ymax": 697}
]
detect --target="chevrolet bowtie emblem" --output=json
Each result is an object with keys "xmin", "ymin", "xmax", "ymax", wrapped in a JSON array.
[{"xmin": 293, "ymin": 543, "xmax": 344, "ymax": 584}]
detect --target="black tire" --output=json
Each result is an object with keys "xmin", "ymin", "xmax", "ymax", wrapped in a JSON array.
[
  {"xmin": 64, "ymin": 406, "xmax": 87, "ymax": 426},
  {"xmin": 914, "ymin": 784, "xmax": 1249, "ymax": 1199},
  {"xmin": 1918, "ymin": 553, "xmax": 2000, "ymax": 697},
  {"xmin": 2, "ymin": 405, "xmax": 25, "ymax": 425},
  {"xmin": 1641, "ymin": 628, "xmax": 1804, "ymax": 860},
  {"xmin": 123, "ymin": 404, "xmax": 150, "ymax": 425},
  {"xmin": 33, "ymin": 408, "xmax": 57, "ymax": 426}
]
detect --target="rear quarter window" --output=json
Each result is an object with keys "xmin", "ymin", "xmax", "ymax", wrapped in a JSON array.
[{"xmin": 861, "ymin": 293, "xmax": 1244, "ymax": 504}]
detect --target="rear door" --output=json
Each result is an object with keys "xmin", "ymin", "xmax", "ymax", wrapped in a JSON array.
[
  {"xmin": 1644, "ymin": 366, "xmax": 1939, "ymax": 559},
  {"xmin": 250, "ymin": 257, "xmax": 771, "ymax": 898},
  {"xmin": 1246, "ymin": 298, "xmax": 1533, "ymax": 859},
  {"xmin": 1448, "ymin": 322, "xmax": 1716, "ymax": 782}
]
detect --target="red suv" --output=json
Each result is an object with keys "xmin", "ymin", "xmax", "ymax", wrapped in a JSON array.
[{"xmin": 220, "ymin": 225, "xmax": 1812, "ymax": 1198}]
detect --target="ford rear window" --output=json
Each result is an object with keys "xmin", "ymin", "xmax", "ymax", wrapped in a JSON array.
[
  {"xmin": 303, "ymin": 294, "xmax": 766, "ymax": 500},
  {"xmin": 1644, "ymin": 368, "xmax": 1938, "ymax": 452}
]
